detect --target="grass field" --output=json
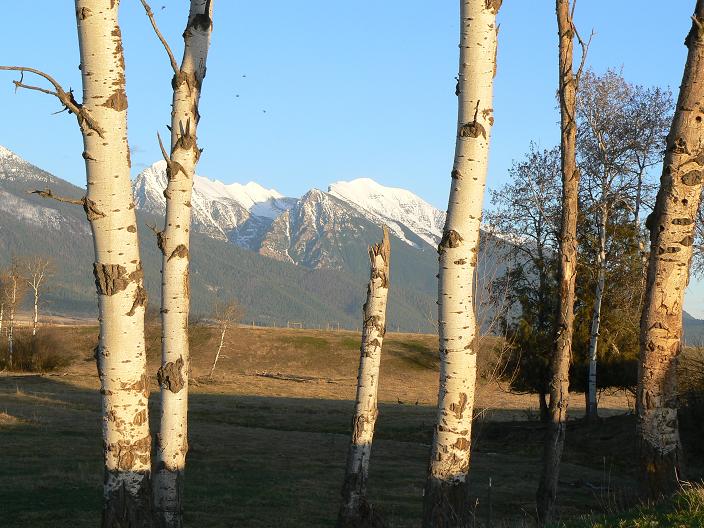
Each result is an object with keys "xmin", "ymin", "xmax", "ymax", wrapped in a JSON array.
[{"xmin": 0, "ymin": 324, "xmax": 677, "ymax": 527}]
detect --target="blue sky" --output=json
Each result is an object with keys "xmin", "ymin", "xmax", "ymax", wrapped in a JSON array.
[{"xmin": 0, "ymin": 1, "xmax": 701, "ymax": 316}]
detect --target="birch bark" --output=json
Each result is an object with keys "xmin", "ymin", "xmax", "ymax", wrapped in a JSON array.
[
  {"xmin": 637, "ymin": 0, "xmax": 704, "ymax": 498},
  {"xmin": 422, "ymin": 1, "xmax": 501, "ymax": 526},
  {"xmin": 536, "ymin": 0, "xmax": 582, "ymax": 523},
  {"xmin": 338, "ymin": 227, "xmax": 390, "ymax": 528},
  {"xmin": 8, "ymin": 275, "xmax": 16, "ymax": 368},
  {"xmin": 586, "ymin": 208, "xmax": 607, "ymax": 420},
  {"xmin": 208, "ymin": 327, "xmax": 227, "ymax": 379},
  {"xmin": 75, "ymin": 1, "xmax": 152, "ymax": 525},
  {"xmin": 152, "ymin": 2, "xmax": 214, "ymax": 526}
]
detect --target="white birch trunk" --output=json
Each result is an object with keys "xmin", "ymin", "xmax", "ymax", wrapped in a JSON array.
[
  {"xmin": 75, "ymin": 2, "xmax": 152, "ymax": 525},
  {"xmin": 208, "ymin": 326, "xmax": 227, "ymax": 379},
  {"xmin": 0, "ymin": 303, "xmax": 4, "ymax": 342},
  {"xmin": 32, "ymin": 285, "xmax": 39, "ymax": 336},
  {"xmin": 423, "ymin": 1, "xmax": 501, "ymax": 525},
  {"xmin": 8, "ymin": 281, "xmax": 15, "ymax": 369},
  {"xmin": 586, "ymin": 208, "xmax": 607, "ymax": 420},
  {"xmin": 338, "ymin": 227, "xmax": 390, "ymax": 528},
  {"xmin": 154, "ymin": 2, "xmax": 214, "ymax": 526}
]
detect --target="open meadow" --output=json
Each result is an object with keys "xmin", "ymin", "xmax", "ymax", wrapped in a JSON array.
[{"xmin": 0, "ymin": 323, "xmax": 654, "ymax": 527}]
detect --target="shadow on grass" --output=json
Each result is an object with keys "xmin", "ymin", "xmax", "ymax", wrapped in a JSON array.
[{"xmin": 0, "ymin": 375, "xmax": 642, "ymax": 528}]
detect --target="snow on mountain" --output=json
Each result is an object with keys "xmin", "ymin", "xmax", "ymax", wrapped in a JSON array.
[
  {"xmin": 328, "ymin": 177, "xmax": 445, "ymax": 247},
  {"xmin": 133, "ymin": 161, "xmax": 295, "ymax": 247},
  {"xmin": 0, "ymin": 145, "xmax": 17, "ymax": 161}
]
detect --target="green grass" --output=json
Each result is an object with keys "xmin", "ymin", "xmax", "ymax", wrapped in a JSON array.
[
  {"xmin": 559, "ymin": 485, "xmax": 704, "ymax": 527},
  {"xmin": 280, "ymin": 335, "xmax": 331, "ymax": 351}
]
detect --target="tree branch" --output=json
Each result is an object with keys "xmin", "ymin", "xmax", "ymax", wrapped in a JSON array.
[
  {"xmin": 156, "ymin": 131, "xmax": 170, "ymax": 161},
  {"xmin": 139, "ymin": 0, "xmax": 180, "ymax": 75},
  {"xmin": 574, "ymin": 27, "xmax": 595, "ymax": 83},
  {"xmin": 28, "ymin": 188, "xmax": 85, "ymax": 206},
  {"xmin": 0, "ymin": 66, "xmax": 104, "ymax": 138}
]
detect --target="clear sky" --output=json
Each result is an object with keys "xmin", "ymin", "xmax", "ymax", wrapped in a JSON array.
[{"xmin": 0, "ymin": 1, "xmax": 701, "ymax": 316}]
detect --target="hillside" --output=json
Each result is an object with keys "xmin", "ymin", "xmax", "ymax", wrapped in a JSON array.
[{"xmin": 0, "ymin": 146, "xmax": 441, "ymax": 331}]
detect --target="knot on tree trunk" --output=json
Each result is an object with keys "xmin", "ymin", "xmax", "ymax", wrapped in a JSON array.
[
  {"xmin": 157, "ymin": 356, "xmax": 186, "ymax": 393},
  {"xmin": 438, "ymin": 230, "xmax": 463, "ymax": 253},
  {"xmin": 93, "ymin": 263, "xmax": 128, "ymax": 296}
]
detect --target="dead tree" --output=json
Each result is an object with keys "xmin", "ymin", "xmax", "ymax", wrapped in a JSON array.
[
  {"xmin": 536, "ymin": 0, "xmax": 590, "ymax": 524},
  {"xmin": 22, "ymin": 256, "xmax": 54, "ymax": 336},
  {"xmin": 137, "ymin": 1, "xmax": 215, "ymax": 525},
  {"xmin": 338, "ymin": 227, "xmax": 390, "ymax": 528},
  {"xmin": 1, "ymin": 2, "xmax": 153, "ymax": 524},
  {"xmin": 208, "ymin": 299, "xmax": 242, "ymax": 379}
]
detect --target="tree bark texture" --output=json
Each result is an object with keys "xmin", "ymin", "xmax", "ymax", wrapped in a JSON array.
[
  {"xmin": 637, "ymin": 0, "xmax": 704, "ymax": 499},
  {"xmin": 74, "ymin": 2, "xmax": 152, "ymax": 525},
  {"xmin": 422, "ymin": 1, "xmax": 501, "ymax": 526},
  {"xmin": 154, "ymin": 2, "xmax": 214, "ymax": 526},
  {"xmin": 536, "ymin": 1, "xmax": 580, "ymax": 524},
  {"xmin": 338, "ymin": 227, "xmax": 390, "ymax": 528}
]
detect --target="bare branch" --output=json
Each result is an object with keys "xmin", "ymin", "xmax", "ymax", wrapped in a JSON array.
[
  {"xmin": 156, "ymin": 131, "xmax": 170, "ymax": 162},
  {"xmin": 574, "ymin": 27, "xmax": 595, "ymax": 83},
  {"xmin": 0, "ymin": 66, "xmax": 105, "ymax": 138},
  {"xmin": 139, "ymin": 0, "xmax": 180, "ymax": 75},
  {"xmin": 28, "ymin": 188, "xmax": 85, "ymax": 206}
]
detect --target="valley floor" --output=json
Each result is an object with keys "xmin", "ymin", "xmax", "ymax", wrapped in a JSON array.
[{"xmin": 0, "ymin": 325, "xmax": 657, "ymax": 527}]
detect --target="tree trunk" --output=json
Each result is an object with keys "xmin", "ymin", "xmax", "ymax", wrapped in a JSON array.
[
  {"xmin": 7, "ymin": 290, "xmax": 15, "ymax": 368},
  {"xmin": 637, "ymin": 0, "xmax": 704, "ymax": 499},
  {"xmin": 154, "ymin": 2, "xmax": 214, "ymax": 526},
  {"xmin": 74, "ymin": 2, "xmax": 152, "ymax": 525},
  {"xmin": 32, "ymin": 286, "xmax": 39, "ymax": 337},
  {"xmin": 537, "ymin": 1, "xmax": 581, "ymax": 524},
  {"xmin": 8, "ymin": 285, "xmax": 14, "ymax": 369},
  {"xmin": 208, "ymin": 326, "xmax": 227, "ymax": 379},
  {"xmin": 586, "ymin": 208, "xmax": 607, "ymax": 421},
  {"xmin": 338, "ymin": 227, "xmax": 390, "ymax": 528},
  {"xmin": 422, "ymin": 2, "xmax": 500, "ymax": 526}
]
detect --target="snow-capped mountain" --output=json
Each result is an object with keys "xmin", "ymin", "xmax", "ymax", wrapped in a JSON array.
[
  {"xmin": 134, "ymin": 161, "xmax": 296, "ymax": 249},
  {"xmin": 134, "ymin": 162, "xmax": 447, "ymax": 271},
  {"xmin": 0, "ymin": 145, "xmax": 443, "ymax": 328},
  {"xmin": 328, "ymin": 178, "xmax": 446, "ymax": 246}
]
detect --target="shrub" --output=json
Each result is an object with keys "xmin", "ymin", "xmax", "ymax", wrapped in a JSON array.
[{"xmin": 0, "ymin": 333, "xmax": 73, "ymax": 372}]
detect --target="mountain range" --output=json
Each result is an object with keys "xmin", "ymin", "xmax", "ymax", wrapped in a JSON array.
[
  {"xmin": 2, "ymin": 145, "xmax": 702, "ymax": 339},
  {"xmin": 0, "ymin": 146, "xmax": 450, "ymax": 331}
]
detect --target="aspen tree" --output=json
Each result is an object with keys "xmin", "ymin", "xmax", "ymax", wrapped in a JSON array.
[
  {"xmin": 422, "ymin": 1, "xmax": 501, "ymax": 526},
  {"xmin": 2, "ymin": 2, "xmax": 152, "ymax": 524},
  {"xmin": 638, "ymin": 0, "xmax": 704, "ymax": 498},
  {"xmin": 138, "ymin": 1, "xmax": 214, "ymax": 525},
  {"xmin": 338, "ymin": 227, "xmax": 390, "ymax": 528},
  {"xmin": 536, "ymin": 1, "xmax": 589, "ymax": 523},
  {"xmin": 23, "ymin": 256, "xmax": 53, "ymax": 336},
  {"xmin": 6, "ymin": 264, "xmax": 23, "ymax": 368},
  {"xmin": 208, "ymin": 299, "xmax": 241, "ymax": 379}
]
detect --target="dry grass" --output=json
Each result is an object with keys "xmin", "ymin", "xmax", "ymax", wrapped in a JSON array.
[{"xmin": 0, "ymin": 324, "xmax": 643, "ymax": 527}]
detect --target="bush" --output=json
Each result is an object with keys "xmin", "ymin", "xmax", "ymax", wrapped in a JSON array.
[{"xmin": 0, "ymin": 333, "xmax": 73, "ymax": 372}]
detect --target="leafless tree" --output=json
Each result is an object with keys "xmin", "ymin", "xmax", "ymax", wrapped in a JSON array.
[
  {"xmin": 21, "ymin": 256, "xmax": 55, "ymax": 336},
  {"xmin": 537, "ymin": 1, "xmax": 590, "ymax": 523},
  {"xmin": 208, "ymin": 299, "xmax": 242, "ymax": 379},
  {"xmin": 2, "ymin": 261, "xmax": 27, "ymax": 368}
]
